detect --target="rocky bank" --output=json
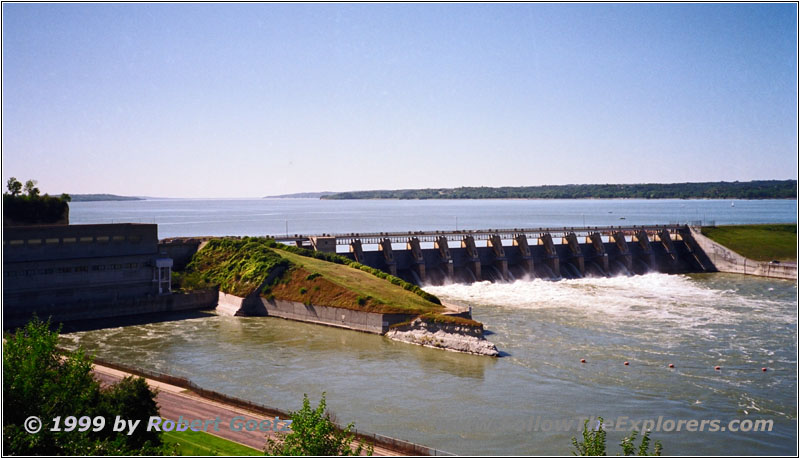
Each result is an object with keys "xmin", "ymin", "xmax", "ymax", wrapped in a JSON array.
[{"xmin": 385, "ymin": 317, "xmax": 499, "ymax": 356}]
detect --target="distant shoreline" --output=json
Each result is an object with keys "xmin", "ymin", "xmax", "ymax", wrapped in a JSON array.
[
  {"xmin": 318, "ymin": 180, "xmax": 797, "ymax": 201},
  {"xmin": 69, "ymin": 194, "xmax": 144, "ymax": 202}
]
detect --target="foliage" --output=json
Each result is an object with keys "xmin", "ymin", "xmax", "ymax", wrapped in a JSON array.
[
  {"xmin": 6, "ymin": 177, "xmax": 22, "ymax": 196},
  {"xmin": 3, "ymin": 177, "xmax": 70, "ymax": 225},
  {"xmin": 265, "ymin": 393, "xmax": 372, "ymax": 456},
  {"xmin": 572, "ymin": 418, "xmax": 607, "ymax": 456},
  {"xmin": 3, "ymin": 317, "xmax": 166, "ymax": 455},
  {"xmin": 276, "ymin": 243, "xmax": 442, "ymax": 305},
  {"xmin": 24, "ymin": 179, "xmax": 40, "ymax": 197},
  {"xmin": 620, "ymin": 430, "xmax": 662, "ymax": 456},
  {"xmin": 178, "ymin": 237, "xmax": 291, "ymax": 296},
  {"xmin": 321, "ymin": 180, "xmax": 797, "ymax": 200},
  {"xmin": 702, "ymin": 224, "xmax": 797, "ymax": 262},
  {"xmin": 571, "ymin": 418, "xmax": 662, "ymax": 456}
]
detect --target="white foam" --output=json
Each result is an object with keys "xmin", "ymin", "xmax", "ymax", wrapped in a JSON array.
[{"xmin": 424, "ymin": 273, "xmax": 788, "ymax": 333}]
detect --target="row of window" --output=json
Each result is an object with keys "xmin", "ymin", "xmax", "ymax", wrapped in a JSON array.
[
  {"xmin": 4, "ymin": 263, "xmax": 141, "ymax": 278},
  {"xmin": 4, "ymin": 234, "xmax": 143, "ymax": 247}
]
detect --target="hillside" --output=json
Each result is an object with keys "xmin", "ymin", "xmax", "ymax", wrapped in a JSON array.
[
  {"xmin": 174, "ymin": 237, "xmax": 445, "ymax": 315},
  {"xmin": 320, "ymin": 180, "xmax": 796, "ymax": 200}
]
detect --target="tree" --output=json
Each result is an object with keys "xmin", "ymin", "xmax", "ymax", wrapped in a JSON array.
[
  {"xmin": 3, "ymin": 317, "xmax": 166, "ymax": 455},
  {"xmin": 6, "ymin": 177, "xmax": 22, "ymax": 196},
  {"xmin": 23, "ymin": 179, "xmax": 39, "ymax": 198},
  {"xmin": 265, "ymin": 393, "xmax": 373, "ymax": 456}
]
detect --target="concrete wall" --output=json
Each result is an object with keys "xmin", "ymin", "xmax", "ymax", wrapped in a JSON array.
[
  {"xmin": 215, "ymin": 292, "xmax": 412, "ymax": 334},
  {"xmin": 4, "ymin": 224, "xmax": 158, "ymax": 262},
  {"xmin": 2, "ymin": 223, "xmax": 183, "ymax": 325},
  {"xmin": 346, "ymin": 233, "xmax": 707, "ymax": 283},
  {"xmin": 4, "ymin": 288, "xmax": 218, "ymax": 329},
  {"xmin": 158, "ymin": 238, "xmax": 204, "ymax": 270},
  {"xmin": 688, "ymin": 227, "xmax": 797, "ymax": 280}
]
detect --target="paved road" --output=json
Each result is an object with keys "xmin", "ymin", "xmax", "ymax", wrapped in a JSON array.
[{"xmin": 93, "ymin": 365, "xmax": 401, "ymax": 455}]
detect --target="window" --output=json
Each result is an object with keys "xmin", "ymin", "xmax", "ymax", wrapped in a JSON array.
[
  {"xmin": 9, "ymin": 240, "xmax": 23, "ymax": 246},
  {"xmin": 27, "ymin": 239, "xmax": 42, "ymax": 245},
  {"xmin": 63, "ymin": 237, "xmax": 76, "ymax": 244},
  {"xmin": 112, "ymin": 235, "xmax": 125, "ymax": 242},
  {"xmin": 45, "ymin": 238, "xmax": 60, "ymax": 245},
  {"xmin": 80, "ymin": 236, "xmax": 93, "ymax": 243},
  {"xmin": 96, "ymin": 236, "xmax": 109, "ymax": 243}
]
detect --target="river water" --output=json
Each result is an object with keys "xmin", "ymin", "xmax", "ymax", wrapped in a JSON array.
[{"xmin": 60, "ymin": 199, "xmax": 797, "ymax": 455}]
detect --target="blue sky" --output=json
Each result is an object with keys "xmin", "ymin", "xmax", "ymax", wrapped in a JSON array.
[{"xmin": 2, "ymin": 3, "xmax": 797, "ymax": 198}]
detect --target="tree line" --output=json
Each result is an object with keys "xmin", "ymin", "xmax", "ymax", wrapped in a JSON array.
[{"xmin": 320, "ymin": 180, "xmax": 797, "ymax": 200}]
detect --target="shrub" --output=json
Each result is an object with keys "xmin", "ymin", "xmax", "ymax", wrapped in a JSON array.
[
  {"xmin": 306, "ymin": 273, "xmax": 322, "ymax": 281},
  {"xmin": 264, "ymin": 393, "xmax": 372, "ymax": 456},
  {"xmin": 299, "ymin": 287, "xmax": 308, "ymax": 295},
  {"xmin": 3, "ymin": 317, "xmax": 166, "ymax": 455},
  {"xmin": 571, "ymin": 417, "xmax": 662, "ymax": 456}
]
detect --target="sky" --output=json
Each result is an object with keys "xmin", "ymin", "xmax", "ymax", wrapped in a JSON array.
[{"xmin": 2, "ymin": 3, "xmax": 797, "ymax": 198}]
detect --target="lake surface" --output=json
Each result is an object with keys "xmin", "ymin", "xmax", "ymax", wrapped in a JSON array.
[
  {"xmin": 69, "ymin": 198, "xmax": 796, "ymax": 239},
  {"xmin": 61, "ymin": 199, "xmax": 797, "ymax": 455}
]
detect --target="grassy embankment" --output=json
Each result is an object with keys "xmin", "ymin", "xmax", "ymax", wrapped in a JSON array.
[
  {"xmin": 162, "ymin": 429, "xmax": 261, "ymax": 456},
  {"xmin": 701, "ymin": 224, "xmax": 797, "ymax": 262},
  {"xmin": 174, "ymin": 237, "xmax": 468, "ymax": 323}
]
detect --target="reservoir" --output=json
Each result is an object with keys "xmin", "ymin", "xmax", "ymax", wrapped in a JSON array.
[{"xmin": 61, "ymin": 199, "xmax": 796, "ymax": 455}]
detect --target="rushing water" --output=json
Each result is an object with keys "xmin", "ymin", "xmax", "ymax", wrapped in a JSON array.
[{"xmin": 60, "ymin": 199, "xmax": 796, "ymax": 455}]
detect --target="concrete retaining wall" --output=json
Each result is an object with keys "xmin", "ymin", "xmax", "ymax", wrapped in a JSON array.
[
  {"xmin": 215, "ymin": 292, "xmax": 412, "ymax": 334},
  {"xmin": 689, "ymin": 227, "xmax": 797, "ymax": 280},
  {"xmin": 4, "ymin": 288, "xmax": 219, "ymax": 329}
]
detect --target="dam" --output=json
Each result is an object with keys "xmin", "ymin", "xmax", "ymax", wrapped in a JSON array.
[{"xmin": 250, "ymin": 225, "xmax": 712, "ymax": 285}]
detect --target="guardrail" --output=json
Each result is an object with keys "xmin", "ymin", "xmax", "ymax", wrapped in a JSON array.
[
  {"xmin": 270, "ymin": 224, "xmax": 687, "ymax": 245},
  {"xmin": 89, "ymin": 357, "xmax": 454, "ymax": 456}
]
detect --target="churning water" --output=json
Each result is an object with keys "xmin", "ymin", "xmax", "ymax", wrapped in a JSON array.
[
  {"xmin": 59, "ymin": 199, "xmax": 796, "ymax": 455},
  {"xmin": 61, "ymin": 273, "xmax": 796, "ymax": 455}
]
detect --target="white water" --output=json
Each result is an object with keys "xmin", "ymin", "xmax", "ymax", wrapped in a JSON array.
[{"xmin": 426, "ymin": 274, "xmax": 793, "ymax": 339}]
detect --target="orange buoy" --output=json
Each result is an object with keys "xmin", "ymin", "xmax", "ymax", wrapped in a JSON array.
[
  {"xmin": 624, "ymin": 361, "xmax": 629, "ymax": 366},
  {"xmin": 715, "ymin": 366, "xmax": 721, "ymax": 370},
  {"xmin": 580, "ymin": 359, "xmax": 586, "ymax": 363},
  {"xmin": 762, "ymin": 367, "xmax": 767, "ymax": 372},
  {"xmin": 668, "ymin": 364, "xmax": 675, "ymax": 368}
]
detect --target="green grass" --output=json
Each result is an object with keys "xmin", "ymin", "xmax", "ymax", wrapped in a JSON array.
[
  {"xmin": 702, "ymin": 224, "xmax": 797, "ymax": 262},
  {"xmin": 175, "ymin": 238, "xmax": 290, "ymax": 296},
  {"xmin": 162, "ymin": 429, "xmax": 262, "ymax": 456},
  {"xmin": 274, "ymin": 247, "xmax": 445, "ymax": 315}
]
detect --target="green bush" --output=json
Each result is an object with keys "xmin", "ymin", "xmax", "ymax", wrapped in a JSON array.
[
  {"xmin": 571, "ymin": 418, "xmax": 662, "ymax": 456},
  {"xmin": 3, "ymin": 193, "xmax": 69, "ymax": 225},
  {"xmin": 299, "ymin": 287, "xmax": 308, "ymax": 295},
  {"xmin": 264, "ymin": 393, "xmax": 372, "ymax": 456},
  {"xmin": 3, "ymin": 317, "xmax": 166, "ymax": 455}
]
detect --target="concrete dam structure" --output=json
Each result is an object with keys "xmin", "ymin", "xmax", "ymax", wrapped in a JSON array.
[{"xmin": 270, "ymin": 225, "xmax": 715, "ymax": 286}]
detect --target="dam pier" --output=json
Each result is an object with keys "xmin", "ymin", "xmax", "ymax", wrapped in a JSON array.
[{"xmin": 257, "ymin": 225, "xmax": 715, "ymax": 285}]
